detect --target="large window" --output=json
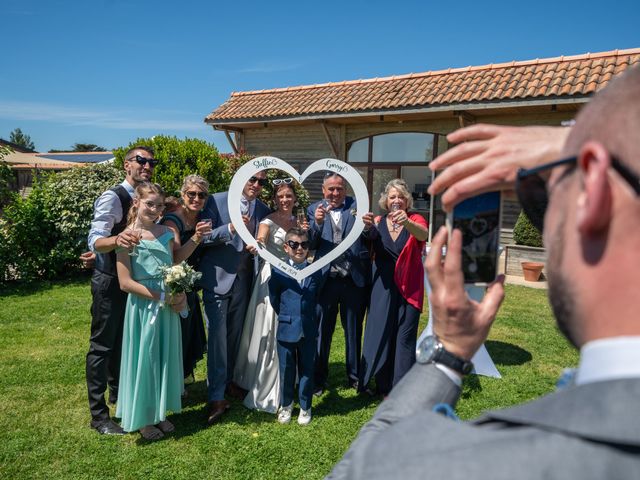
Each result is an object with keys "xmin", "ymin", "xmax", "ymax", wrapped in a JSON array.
[{"xmin": 347, "ymin": 132, "xmax": 440, "ymax": 230}]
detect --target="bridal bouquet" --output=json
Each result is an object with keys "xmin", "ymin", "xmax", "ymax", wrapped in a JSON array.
[{"xmin": 159, "ymin": 261, "xmax": 202, "ymax": 318}]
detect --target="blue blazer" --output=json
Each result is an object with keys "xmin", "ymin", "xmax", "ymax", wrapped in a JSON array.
[
  {"xmin": 198, "ymin": 191, "xmax": 270, "ymax": 295},
  {"xmin": 307, "ymin": 196, "xmax": 371, "ymax": 288},
  {"xmin": 269, "ymin": 265, "xmax": 325, "ymax": 343}
]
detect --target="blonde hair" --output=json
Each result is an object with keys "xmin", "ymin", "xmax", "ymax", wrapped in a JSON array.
[
  {"xmin": 127, "ymin": 182, "xmax": 165, "ymax": 226},
  {"xmin": 180, "ymin": 174, "xmax": 209, "ymax": 195},
  {"xmin": 378, "ymin": 178, "xmax": 413, "ymax": 211}
]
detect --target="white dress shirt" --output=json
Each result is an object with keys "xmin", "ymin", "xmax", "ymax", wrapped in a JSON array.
[
  {"xmin": 575, "ymin": 336, "xmax": 640, "ymax": 385},
  {"xmin": 87, "ymin": 180, "xmax": 135, "ymax": 252}
]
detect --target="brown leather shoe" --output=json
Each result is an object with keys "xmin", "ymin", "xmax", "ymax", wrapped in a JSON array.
[
  {"xmin": 225, "ymin": 382, "xmax": 248, "ymax": 400},
  {"xmin": 207, "ymin": 400, "xmax": 230, "ymax": 425}
]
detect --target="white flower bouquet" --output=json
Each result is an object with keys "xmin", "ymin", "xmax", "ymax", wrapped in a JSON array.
[{"xmin": 159, "ymin": 261, "xmax": 202, "ymax": 318}]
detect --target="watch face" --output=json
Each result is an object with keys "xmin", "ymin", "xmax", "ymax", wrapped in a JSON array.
[{"xmin": 416, "ymin": 335, "xmax": 438, "ymax": 364}]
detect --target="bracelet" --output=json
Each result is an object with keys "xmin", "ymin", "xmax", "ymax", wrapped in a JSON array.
[{"xmin": 191, "ymin": 236, "xmax": 201, "ymax": 245}]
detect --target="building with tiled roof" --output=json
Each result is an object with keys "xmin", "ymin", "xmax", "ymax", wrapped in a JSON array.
[{"xmin": 205, "ymin": 48, "xmax": 639, "ymax": 243}]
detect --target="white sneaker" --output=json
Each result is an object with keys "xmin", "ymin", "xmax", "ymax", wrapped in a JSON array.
[
  {"xmin": 298, "ymin": 408, "xmax": 312, "ymax": 425},
  {"xmin": 277, "ymin": 404, "xmax": 293, "ymax": 424}
]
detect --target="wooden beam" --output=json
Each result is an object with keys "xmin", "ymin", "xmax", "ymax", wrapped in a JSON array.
[
  {"xmin": 453, "ymin": 110, "xmax": 476, "ymax": 128},
  {"xmin": 213, "ymin": 125, "xmax": 243, "ymax": 133},
  {"xmin": 320, "ymin": 121, "xmax": 340, "ymax": 158},
  {"xmin": 224, "ymin": 130, "xmax": 239, "ymax": 155}
]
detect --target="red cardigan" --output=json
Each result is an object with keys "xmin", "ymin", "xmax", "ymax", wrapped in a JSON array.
[{"xmin": 393, "ymin": 213, "xmax": 427, "ymax": 311}]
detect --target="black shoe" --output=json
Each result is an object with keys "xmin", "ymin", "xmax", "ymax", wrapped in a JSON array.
[
  {"xmin": 91, "ymin": 419, "xmax": 125, "ymax": 435},
  {"xmin": 313, "ymin": 382, "xmax": 327, "ymax": 397},
  {"xmin": 348, "ymin": 379, "xmax": 359, "ymax": 390}
]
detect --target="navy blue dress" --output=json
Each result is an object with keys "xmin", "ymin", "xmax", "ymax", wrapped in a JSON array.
[
  {"xmin": 360, "ymin": 216, "xmax": 420, "ymax": 394},
  {"xmin": 159, "ymin": 213, "xmax": 207, "ymax": 380}
]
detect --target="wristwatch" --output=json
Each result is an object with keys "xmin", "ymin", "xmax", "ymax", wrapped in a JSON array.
[{"xmin": 416, "ymin": 335, "xmax": 474, "ymax": 375}]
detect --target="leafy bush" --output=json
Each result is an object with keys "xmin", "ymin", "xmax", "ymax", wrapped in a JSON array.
[
  {"xmin": 513, "ymin": 210, "xmax": 544, "ymax": 247},
  {"xmin": 113, "ymin": 136, "xmax": 228, "ymax": 196},
  {"xmin": 0, "ymin": 163, "xmax": 123, "ymax": 283}
]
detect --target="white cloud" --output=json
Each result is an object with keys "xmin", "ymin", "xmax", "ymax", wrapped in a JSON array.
[{"xmin": 0, "ymin": 100, "xmax": 204, "ymax": 131}]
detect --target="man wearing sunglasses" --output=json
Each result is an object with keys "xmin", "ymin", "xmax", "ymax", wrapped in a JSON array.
[
  {"xmin": 199, "ymin": 170, "xmax": 271, "ymax": 425},
  {"xmin": 309, "ymin": 172, "xmax": 371, "ymax": 395},
  {"xmin": 329, "ymin": 66, "xmax": 640, "ymax": 479},
  {"xmin": 85, "ymin": 146, "xmax": 156, "ymax": 435}
]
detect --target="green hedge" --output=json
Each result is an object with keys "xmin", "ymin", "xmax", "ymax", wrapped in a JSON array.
[
  {"xmin": 513, "ymin": 210, "xmax": 544, "ymax": 247},
  {"xmin": 113, "ymin": 136, "xmax": 228, "ymax": 196}
]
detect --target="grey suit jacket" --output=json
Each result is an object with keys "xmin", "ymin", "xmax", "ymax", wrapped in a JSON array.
[
  {"xmin": 198, "ymin": 191, "xmax": 270, "ymax": 296},
  {"xmin": 328, "ymin": 363, "xmax": 640, "ymax": 479}
]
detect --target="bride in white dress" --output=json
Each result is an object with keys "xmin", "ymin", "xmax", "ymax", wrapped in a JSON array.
[{"xmin": 233, "ymin": 180, "xmax": 308, "ymax": 413}]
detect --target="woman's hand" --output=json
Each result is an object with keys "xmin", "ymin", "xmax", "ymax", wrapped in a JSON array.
[
  {"xmin": 193, "ymin": 220, "xmax": 212, "ymax": 243},
  {"xmin": 389, "ymin": 208, "xmax": 408, "ymax": 226},
  {"xmin": 168, "ymin": 292, "xmax": 187, "ymax": 313}
]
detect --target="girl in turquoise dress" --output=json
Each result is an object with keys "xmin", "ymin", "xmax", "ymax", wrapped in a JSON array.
[{"xmin": 115, "ymin": 182, "xmax": 210, "ymax": 440}]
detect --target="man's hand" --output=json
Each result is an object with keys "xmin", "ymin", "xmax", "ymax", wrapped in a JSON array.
[
  {"xmin": 116, "ymin": 230, "xmax": 141, "ymax": 250},
  {"xmin": 314, "ymin": 203, "xmax": 327, "ymax": 225},
  {"xmin": 79, "ymin": 251, "xmax": 95, "ymax": 269},
  {"xmin": 428, "ymin": 124, "xmax": 570, "ymax": 211},
  {"xmin": 424, "ymin": 226, "xmax": 505, "ymax": 360}
]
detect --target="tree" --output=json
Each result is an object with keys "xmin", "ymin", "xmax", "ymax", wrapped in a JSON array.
[
  {"xmin": 9, "ymin": 128, "xmax": 35, "ymax": 151},
  {"xmin": 72, "ymin": 143, "xmax": 106, "ymax": 152},
  {"xmin": 48, "ymin": 143, "xmax": 107, "ymax": 153}
]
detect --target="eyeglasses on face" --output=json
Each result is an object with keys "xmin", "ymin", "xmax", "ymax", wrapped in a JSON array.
[
  {"xmin": 141, "ymin": 200, "xmax": 166, "ymax": 211},
  {"xmin": 516, "ymin": 155, "xmax": 640, "ymax": 232},
  {"xmin": 185, "ymin": 190, "xmax": 207, "ymax": 200},
  {"xmin": 286, "ymin": 240, "xmax": 310, "ymax": 250},
  {"xmin": 272, "ymin": 177, "xmax": 293, "ymax": 185},
  {"xmin": 248, "ymin": 176, "xmax": 268, "ymax": 187},
  {"xmin": 127, "ymin": 154, "xmax": 158, "ymax": 168}
]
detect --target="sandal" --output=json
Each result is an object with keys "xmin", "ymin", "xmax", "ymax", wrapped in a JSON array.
[
  {"xmin": 157, "ymin": 419, "xmax": 175, "ymax": 433},
  {"xmin": 140, "ymin": 425, "xmax": 164, "ymax": 440}
]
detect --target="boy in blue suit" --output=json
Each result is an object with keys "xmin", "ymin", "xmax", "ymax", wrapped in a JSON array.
[{"xmin": 269, "ymin": 228, "xmax": 325, "ymax": 425}]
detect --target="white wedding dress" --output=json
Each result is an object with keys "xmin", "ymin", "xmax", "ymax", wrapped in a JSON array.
[{"xmin": 233, "ymin": 218, "xmax": 288, "ymax": 413}]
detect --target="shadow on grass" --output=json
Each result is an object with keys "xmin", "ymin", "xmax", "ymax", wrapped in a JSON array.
[{"xmin": 485, "ymin": 340, "xmax": 532, "ymax": 366}]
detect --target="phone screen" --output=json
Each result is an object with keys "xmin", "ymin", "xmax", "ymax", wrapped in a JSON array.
[{"xmin": 450, "ymin": 191, "xmax": 501, "ymax": 285}]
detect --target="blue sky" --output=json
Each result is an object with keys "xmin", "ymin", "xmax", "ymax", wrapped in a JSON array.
[{"xmin": 1, "ymin": 0, "xmax": 638, "ymax": 153}]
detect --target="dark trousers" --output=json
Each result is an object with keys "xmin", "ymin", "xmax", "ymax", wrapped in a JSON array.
[
  {"xmin": 315, "ymin": 276, "xmax": 366, "ymax": 388},
  {"xmin": 374, "ymin": 303, "xmax": 420, "ymax": 394},
  {"xmin": 86, "ymin": 270, "xmax": 127, "ymax": 422},
  {"xmin": 278, "ymin": 336, "xmax": 316, "ymax": 411},
  {"xmin": 204, "ymin": 265, "xmax": 253, "ymax": 401}
]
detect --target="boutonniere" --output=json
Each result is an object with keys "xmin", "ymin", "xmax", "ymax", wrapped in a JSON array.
[{"xmin": 350, "ymin": 208, "xmax": 357, "ymax": 216}]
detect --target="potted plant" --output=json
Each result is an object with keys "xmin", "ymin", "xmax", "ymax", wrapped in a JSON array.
[{"xmin": 512, "ymin": 211, "xmax": 545, "ymax": 281}]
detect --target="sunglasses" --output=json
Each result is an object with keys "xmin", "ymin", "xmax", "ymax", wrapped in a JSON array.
[
  {"xmin": 516, "ymin": 155, "xmax": 640, "ymax": 232},
  {"xmin": 286, "ymin": 240, "xmax": 310, "ymax": 250},
  {"xmin": 272, "ymin": 177, "xmax": 293, "ymax": 185},
  {"xmin": 141, "ymin": 200, "xmax": 165, "ymax": 211},
  {"xmin": 127, "ymin": 154, "xmax": 158, "ymax": 167},
  {"xmin": 185, "ymin": 191, "xmax": 207, "ymax": 200},
  {"xmin": 248, "ymin": 176, "xmax": 268, "ymax": 187}
]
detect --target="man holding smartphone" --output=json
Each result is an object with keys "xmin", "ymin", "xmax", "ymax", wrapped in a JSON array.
[{"xmin": 328, "ymin": 66, "xmax": 640, "ymax": 478}]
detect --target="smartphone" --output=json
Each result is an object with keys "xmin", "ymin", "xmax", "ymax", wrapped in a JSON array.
[{"xmin": 446, "ymin": 191, "xmax": 501, "ymax": 285}]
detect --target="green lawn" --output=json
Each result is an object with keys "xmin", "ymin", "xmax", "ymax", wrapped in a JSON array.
[{"xmin": 0, "ymin": 280, "xmax": 578, "ymax": 479}]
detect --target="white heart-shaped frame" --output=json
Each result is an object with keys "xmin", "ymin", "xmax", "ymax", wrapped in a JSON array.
[{"xmin": 227, "ymin": 156, "xmax": 369, "ymax": 281}]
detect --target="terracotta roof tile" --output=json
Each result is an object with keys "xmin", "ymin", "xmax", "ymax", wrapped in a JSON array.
[{"xmin": 206, "ymin": 49, "xmax": 640, "ymax": 122}]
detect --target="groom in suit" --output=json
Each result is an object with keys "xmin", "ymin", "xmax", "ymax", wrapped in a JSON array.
[
  {"xmin": 328, "ymin": 66, "xmax": 640, "ymax": 478},
  {"xmin": 308, "ymin": 173, "xmax": 371, "ymax": 394},
  {"xmin": 199, "ymin": 170, "xmax": 270, "ymax": 425}
]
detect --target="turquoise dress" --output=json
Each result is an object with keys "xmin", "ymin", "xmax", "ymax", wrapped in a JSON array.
[{"xmin": 115, "ymin": 231, "xmax": 184, "ymax": 432}]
